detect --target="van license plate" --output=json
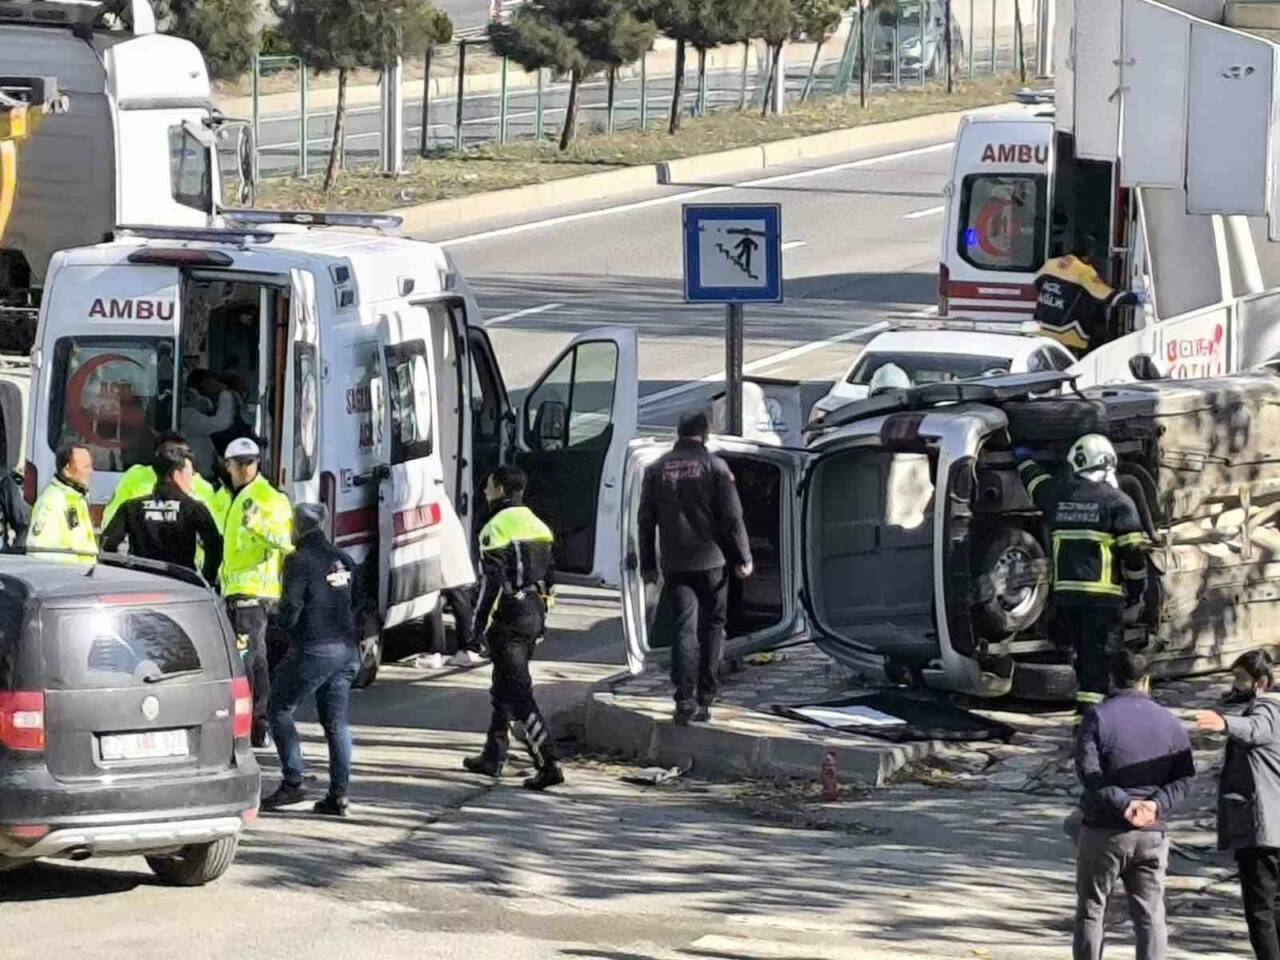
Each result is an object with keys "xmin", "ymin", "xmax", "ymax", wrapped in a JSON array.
[{"xmin": 99, "ymin": 729, "xmax": 189, "ymax": 761}]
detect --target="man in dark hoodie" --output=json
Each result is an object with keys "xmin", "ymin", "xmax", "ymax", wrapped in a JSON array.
[
  {"xmin": 1074, "ymin": 651, "xmax": 1195, "ymax": 960},
  {"xmin": 638, "ymin": 411, "xmax": 752, "ymax": 725}
]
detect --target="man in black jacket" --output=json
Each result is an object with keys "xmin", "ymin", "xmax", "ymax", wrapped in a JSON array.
[
  {"xmin": 1074, "ymin": 651, "xmax": 1194, "ymax": 960},
  {"xmin": 261, "ymin": 503, "xmax": 362, "ymax": 816},
  {"xmin": 638, "ymin": 411, "xmax": 752, "ymax": 725},
  {"xmin": 100, "ymin": 441, "xmax": 223, "ymax": 583}
]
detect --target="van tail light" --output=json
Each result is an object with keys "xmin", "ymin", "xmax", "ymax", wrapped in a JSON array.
[
  {"xmin": 21, "ymin": 461, "xmax": 35, "ymax": 505},
  {"xmin": 0, "ymin": 691, "xmax": 45, "ymax": 752},
  {"xmin": 319, "ymin": 471, "xmax": 336, "ymax": 541},
  {"xmin": 938, "ymin": 263, "xmax": 950, "ymax": 317},
  {"xmin": 231, "ymin": 677, "xmax": 252, "ymax": 740}
]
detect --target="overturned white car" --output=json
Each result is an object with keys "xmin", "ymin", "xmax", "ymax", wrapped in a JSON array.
[{"xmin": 622, "ymin": 371, "xmax": 1280, "ymax": 699}]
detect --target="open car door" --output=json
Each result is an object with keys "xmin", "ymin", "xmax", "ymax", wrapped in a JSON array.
[
  {"xmin": 280, "ymin": 268, "xmax": 321, "ymax": 501},
  {"xmin": 377, "ymin": 305, "xmax": 475, "ymax": 629},
  {"xmin": 619, "ymin": 435, "xmax": 812, "ymax": 674},
  {"xmin": 515, "ymin": 328, "xmax": 638, "ymax": 588}
]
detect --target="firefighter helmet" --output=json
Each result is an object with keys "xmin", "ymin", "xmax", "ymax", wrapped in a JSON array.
[{"xmin": 1068, "ymin": 433, "xmax": 1118, "ymax": 476}]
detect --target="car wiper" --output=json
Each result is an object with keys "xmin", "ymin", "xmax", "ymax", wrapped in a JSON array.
[{"xmin": 142, "ymin": 668, "xmax": 204, "ymax": 684}]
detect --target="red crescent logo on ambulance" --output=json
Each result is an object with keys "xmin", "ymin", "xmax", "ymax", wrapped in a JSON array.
[{"xmin": 65, "ymin": 353, "xmax": 146, "ymax": 448}]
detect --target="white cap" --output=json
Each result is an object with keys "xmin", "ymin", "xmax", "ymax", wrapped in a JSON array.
[{"xmin": 224, "ymin": 437, "xmax": 261, "ymax": 460}]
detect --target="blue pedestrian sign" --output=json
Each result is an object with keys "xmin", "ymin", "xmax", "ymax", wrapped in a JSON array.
[{"xmin": 683, "ymin": 204, "xmax": 783, "ymax": 304}]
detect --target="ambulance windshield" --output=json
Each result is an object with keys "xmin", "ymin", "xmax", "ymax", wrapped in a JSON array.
[
  {"xmin": 47, "ymin": 336, "xmax": 175, "ymax": 472},
  {"xmin": 957, "ymin": 173, "xmax": 1046, "ymax": 272}
]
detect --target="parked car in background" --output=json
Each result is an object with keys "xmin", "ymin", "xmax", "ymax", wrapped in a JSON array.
[
  {"xmin": 0, "ymin": 554, "xmax": 259, "ymax": 885},
  {"xmin": 808, "ymin": 320, "xmax": 1076, "ymax": 423},
  {"xmin": 871, "ymin": 0, "xmax": 966, "ymax": 79}
]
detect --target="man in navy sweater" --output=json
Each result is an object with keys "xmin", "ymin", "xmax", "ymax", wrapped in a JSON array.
[{"xmin": 1073, "ymin": 651, "xmax": 1195, "ymax": 960}]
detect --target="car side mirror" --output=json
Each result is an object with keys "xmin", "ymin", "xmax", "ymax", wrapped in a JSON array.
[
  {"xmin": 1129, "ymin": 354, "xmax": 1161, "ymax": 382},
  {"xmin": 532, "ymin": 399, "xmax": 567, "ymax": 451}
]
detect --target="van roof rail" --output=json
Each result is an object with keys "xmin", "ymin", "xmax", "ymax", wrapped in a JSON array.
[
  {"xmin": 222, "ymin": 209, "xmax": 404, "ymax": 235},
  {"xmin": 1014, "ymin": 88, "xmax": 1054, "ymax": 105},
  {"xmin": 114, "ymin": 224, "xmax": 276, "ymax": 246}
]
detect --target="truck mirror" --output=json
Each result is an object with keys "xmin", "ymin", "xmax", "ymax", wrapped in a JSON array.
[
  {"xmin": 1129, "ymin": 354, "xmax": 1161, "ymax": 382},
  {"xmin": 533, "ymin": 399, "xmax": 567, "ymax": 451}
]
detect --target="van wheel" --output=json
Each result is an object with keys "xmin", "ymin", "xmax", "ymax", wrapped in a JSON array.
[
  {"xmin": 146, "ymin": 836, "xmax": 239, "ymax": 886},
  {"xmin": 353, "ymin": 612, "xmax": 382, "ymax": 689},
  {"xmin": 974, "ymin": 527, "xmax": 1050, "ymax": 638},
  {"xmin": 1002, "ymin": 399, "xmax": 1105, "ymax": 443}
]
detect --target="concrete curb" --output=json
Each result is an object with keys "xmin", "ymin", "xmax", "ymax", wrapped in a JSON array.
[
  {"xmin": 584, "ymin": 691, "xmax": 940, "ymax": 786},
  {"xmin": 397, "ymin": 107, "xmax": 975, "ymax": 236}
]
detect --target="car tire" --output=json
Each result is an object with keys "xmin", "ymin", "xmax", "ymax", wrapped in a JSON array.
[
  {"xmin": 1002, "ymin": 398, "xmax": 1106, "ymax": 443},
  {"xmin": 973, "ymin": 527, "xmax": 1050, "ymax": 638},
  {"xmin": 353, "ymin": 611, "xmax": 382, "ymax": 690},
  {"xmin": 146, "ymin": 836, "xmax": 239, "ymax": 887}
]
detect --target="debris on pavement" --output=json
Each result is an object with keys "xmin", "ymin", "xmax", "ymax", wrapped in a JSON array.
[{"xmin": 622, "ymin": 765, "xmax": 688, "ymax": 786}]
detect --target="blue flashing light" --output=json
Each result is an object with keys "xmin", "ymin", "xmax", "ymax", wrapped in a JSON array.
[{"xmin": 965, "ymin": 227, "xmax": 979, "ymax": 248}]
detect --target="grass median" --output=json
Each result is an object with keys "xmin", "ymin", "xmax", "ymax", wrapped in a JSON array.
[{"xmin": 247, "ymin": 74, "xmax": 1032, "ymax": 214}]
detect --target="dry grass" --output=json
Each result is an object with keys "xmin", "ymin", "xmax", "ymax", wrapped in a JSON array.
[{"xmin": 246, "ymin": 74, "xmax": 1032, "ymax": 213}]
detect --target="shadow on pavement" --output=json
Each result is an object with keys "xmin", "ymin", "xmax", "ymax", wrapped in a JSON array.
[{"xmin": 0, "ymin": 860, "xmax": 152, "ymax": 901}]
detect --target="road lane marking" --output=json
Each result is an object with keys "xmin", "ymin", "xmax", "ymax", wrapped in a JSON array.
[
  {"xmin": 781, "ymin": 240, "xmax": 807, "ymax": 251},
  {"xmin": 437, "ymin": 141, "xmax": 954, "ymax": 247},
  {"xmin": 903, "ymin": 203, "xmax": 946, "ymax": 220},
  {"xmin": 486, "ymin": 302, "xmax": 563, "ymax": 325},
  {"xmin": 637, "ymin": 306, "xmax": 936, "ymax": 407}
]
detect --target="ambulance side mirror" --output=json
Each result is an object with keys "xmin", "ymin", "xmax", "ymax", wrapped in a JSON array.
[
  {"xmin": 1129, "ymin": 354, "xmax": 1161, "ymax": 382},
  {"xmin": 532, "ymin": 399, "xmax": 567, "ymax": 452}
]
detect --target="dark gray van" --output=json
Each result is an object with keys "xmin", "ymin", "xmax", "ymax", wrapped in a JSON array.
[{"xmin": 0, "ymin": 555, "xmax": 259, "ymax": 885}]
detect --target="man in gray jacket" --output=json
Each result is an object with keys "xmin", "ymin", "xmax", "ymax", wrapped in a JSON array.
[{"xmin": 1197, "ymin": 650, "xmax": 1280, "ymax": 960}]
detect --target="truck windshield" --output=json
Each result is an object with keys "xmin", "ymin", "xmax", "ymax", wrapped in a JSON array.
[
  {"xmin": 848, "ymin": 351, "xmax": 1011, "ymax": 386},
  {"xmin": 957, "ymin": 173, "xmax": 1047, "ymax": 272},
  {"xmin": 48, "ymin": 336, "xmax": 176, "ymax": 472}
]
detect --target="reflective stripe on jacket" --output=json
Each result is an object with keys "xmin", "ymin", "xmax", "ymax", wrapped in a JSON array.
[
  {"xmin": 219, "ymin": 474, "xmax": 293, "ymax": 599},
  {"xmin": 28, "ymin": 476, "xmax": 97, "ymax": 561}
]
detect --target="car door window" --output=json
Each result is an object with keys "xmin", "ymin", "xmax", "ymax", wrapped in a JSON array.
[
  {"xmin": 525, "ymin": 340, "xmax": 618, "ymax": 452},
  {"xmin": 383, "ymin": 340, "xmax": 433, "ymax": 463}
]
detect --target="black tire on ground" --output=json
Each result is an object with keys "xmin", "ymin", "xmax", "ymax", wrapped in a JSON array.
[
  {"xmin": 1002, "ymin": 398, "xmax": 1107, "ymax": 444},
  {"xmin": 353, "ymin": 611, "xmax": 382, "ymax": 690},
  {"xmin": 146, "ymin": 836, "xmax": 239, "ymax": 887},
  {"xmin": 973, "ymin": 526, "xmax": 1051, "ymax": 639}
]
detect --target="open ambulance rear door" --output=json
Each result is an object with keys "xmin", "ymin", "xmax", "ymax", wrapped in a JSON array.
[
  {"xmin": 513, "ymin": 328, "xmax": 638, "ymax": 589},
  {"xmin": 619, "ymin": 436, "xmax": 812, "ymax": 674},
  {"xmin": 376, "ymin": 305, "xmax": 475, "ymax": 629}
]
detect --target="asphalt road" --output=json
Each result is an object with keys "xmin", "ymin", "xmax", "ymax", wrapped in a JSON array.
[{"xmin": 433, "ymin": 131, "xmax": 955, "ymax": 425}]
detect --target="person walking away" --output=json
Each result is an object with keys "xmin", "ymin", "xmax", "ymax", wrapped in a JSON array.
[
  {"xmin": 1074, "ymin": 652, "xmax": 1195, "ymax": 960},
  {"xmin": 261, "ymin": 504, "xmax": 361, "ymax": 817},
  {"xmin": 219, "ymin": 437, "xmax": 293, "ymax": 748},
  {"xmin": 1018, "ymin": 434, "xmax": 1148, "ymax": 711},
  {"xmin": 28, "ymin": 443, "xmax": 96, "ymax": 561},
  {"xmin": 102, "ymin": 431, "xmax": 217, "ymax": 530},
  {"xmin": 1034, "ymin": 235, "xmax": 1142, "ymax": 357},
  {"xmin": 1196, "ymin": 650, "xmax": 1280, "ymax": 960},
  {"xmin": 100, "ymin": 441, "xmax": 223, "ymax": 584},
  {"xmin": 461, "ymin": 466, "xmax": 564, "ymax": 791},
  {"xmin": 638, "ymin": 411, "xmax": 752, "ymax": 725}
]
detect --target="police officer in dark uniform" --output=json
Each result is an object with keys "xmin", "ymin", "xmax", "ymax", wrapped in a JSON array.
[
  {"xmin": 638, "ymin": 411, "xmax": 752, "ymax": 725},
  {"xmin": 100, "ymin": 441, "xmax": 223, "ymax": 583},
  {"xmin": 261, "ymin": 504, "xmax": 362, "ymax": 816},
  {"xmin": 1018, "ymin": 434, "xmax": 1149, "ymax": 711},
  {"xmin": 462, "ymin": 465, "xmax": 563, "ymax": 791},
  {"xmin": 1034, "ymin": 235, "xmax": 1142, "ymax": 356}
]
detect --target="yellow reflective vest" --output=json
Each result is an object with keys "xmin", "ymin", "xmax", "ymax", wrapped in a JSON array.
[
  {"xmin": 29, "ymin": 476, "xmax": 97, "ymax": 561},
  {"xmin": 218, "ymin": 474, "xmax": 293, "ymax": 599},
  {"xmin": 102, "ymin": 464, "xmax": 216, "ymax": 531}
]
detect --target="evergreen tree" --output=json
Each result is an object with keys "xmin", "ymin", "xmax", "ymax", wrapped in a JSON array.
[
  {"xmin": 746, "ymin": 0, "xmax": 795, "ymax": 116},
  {"xmin": 643, "ymin": 0, "xmax": 745, "ymax": 133},
  {"xmin": 793, "ymin": 0, "xmax": 846, "ymax": 101}
]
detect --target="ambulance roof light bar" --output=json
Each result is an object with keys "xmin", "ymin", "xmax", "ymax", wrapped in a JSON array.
[
  {"xmin": 885, "ymin": 314, "xmax": 1042, "ymax": 337},
  {"xmin": 114, "ymin": 224, "xmax": 276, "ymax": 246},
  {"xmin": 221, "ymin": 210, "xmax": 404, "ymax": 235}
]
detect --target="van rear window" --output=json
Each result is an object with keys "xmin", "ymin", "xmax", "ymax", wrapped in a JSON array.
[
  {"xmin": 42, "ymin": 601, "xmax": 228, "ymax": 690},
  {"xmin": 957, "ymin": 174, "xmax": 1047, "ymax": 272},
  {"xmin": 48, "ymin": 337, "xmax": 176, "ymax": 472}
]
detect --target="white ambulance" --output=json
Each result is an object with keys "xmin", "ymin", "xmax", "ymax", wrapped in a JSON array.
[{"xmin": 24, "ymin": 215, "xmax": 638, "ymax": 683}]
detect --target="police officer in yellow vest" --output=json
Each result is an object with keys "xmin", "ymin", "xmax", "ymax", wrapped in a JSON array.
[
  {"xmin": 29, "ymin": 442, "xmax": 97, "ymax": 561},
  {"xmin": 462, "ymin": 466, "xmax": 564, "ymax": 792},
  {"xmin": 218, "ymin": 437, "xmax": 293, "ymax": 747},
  {"xmin": 1033, "ymin": 235, "xmax": 1141, "ymax": 356}
]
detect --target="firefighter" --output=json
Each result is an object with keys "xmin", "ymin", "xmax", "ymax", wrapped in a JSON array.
[
  {"xmin": 28, "ymin": 442, "xmax": 96, "ymax": 560},
  {"xmin": 1018, "ymin": 434, "xmax": 1149, "ymax": 711},
  {"xmin": 1033, "ymin": 235, "xmax": 1141, "ymax": 356},
  {"xmin": 461, "ymin": 465, "xmax": 564, "ymax": 791},
  {"xmin": 218, "ymin": 437, "xmax": 293, "ymax": 748}
]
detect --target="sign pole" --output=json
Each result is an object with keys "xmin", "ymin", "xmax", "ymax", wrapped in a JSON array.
[{"xmin": 726, "ymin": 303, "xmax": 745, "ymax": 436}]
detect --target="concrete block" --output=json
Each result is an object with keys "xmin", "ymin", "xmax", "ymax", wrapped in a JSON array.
[
  {"xmin": 584, "ymin": 694, "xmax": 658, "ymax": 762},
  {"xmin": 651, "ymin": 720, "xmax": 763, "ymax": 778}
]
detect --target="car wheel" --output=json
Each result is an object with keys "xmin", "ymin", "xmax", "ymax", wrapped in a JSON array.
[
  {"xmin": 1002, "ymin": 398, "xmax": 1106, "ymax": 443},
  {"xmin": 146, "ymin": 836, "xmax": 239, "ymax": 887},
  {"xmin": 353, "ymin": 611, "xmax": 382, "ymax": 690},
  {"xmin": 973, "ymin": 527, "xmax": 1050, "ymax": 638}
]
